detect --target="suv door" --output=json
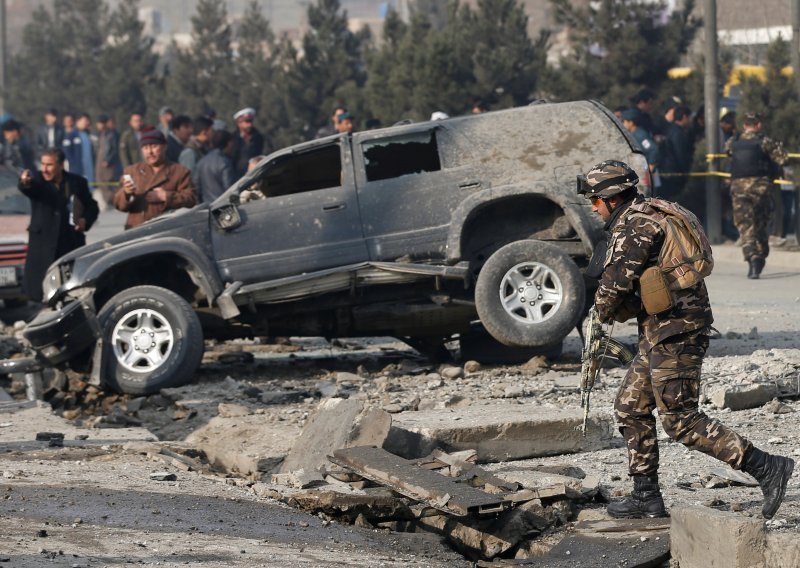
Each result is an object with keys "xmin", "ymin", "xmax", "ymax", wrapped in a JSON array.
[
  {"xmin": 210, "ymin": 140, "xmax": 368, "ymax": 284},
  {"xmin": 352, "ymin": 125, "xmax": 480, "ymax": 261}
]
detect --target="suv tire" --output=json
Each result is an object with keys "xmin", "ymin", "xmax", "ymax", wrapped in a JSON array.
[
  {"xmin": 475, "ymin": 240, "xmax": 585, "ymax": 348},
  {"xmin": 98, "ymin": 285, "xmax": 204, "ymax": 395}
]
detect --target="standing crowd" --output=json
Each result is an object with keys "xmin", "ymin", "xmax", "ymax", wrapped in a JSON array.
[{"xmin": 3, "ymin": 105, "xmax": 274, "ymax": 300}]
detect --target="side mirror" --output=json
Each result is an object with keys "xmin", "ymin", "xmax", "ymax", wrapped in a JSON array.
[{"xmin": 211, "ymin": 203, "xmax": 242, "ymax": 231}]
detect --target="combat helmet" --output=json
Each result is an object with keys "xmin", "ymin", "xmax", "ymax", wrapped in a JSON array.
[{"xmin": 577, "ymin": 160, "xmax": 639, "ymax": 199}]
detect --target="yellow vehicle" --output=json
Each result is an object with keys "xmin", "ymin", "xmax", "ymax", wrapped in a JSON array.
[
  {"xmin": 724, "ymin": 64, "xmax": 793, "ymax": 98},
  {"xmin": 667, "ymin": 65, "xmax": 794, "ymax": 100}
]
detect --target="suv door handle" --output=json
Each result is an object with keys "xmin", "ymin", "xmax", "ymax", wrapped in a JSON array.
[
  {"xmin": 323, "ymin": 203, "xmax": 346, "ymax": 211},
  {"xmin": 458, "ymin": 181, "xmax": 481, "ymax": 190}
]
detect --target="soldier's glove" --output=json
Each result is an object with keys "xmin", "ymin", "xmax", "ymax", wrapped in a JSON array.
[{"xmin": 613, "ymin": 294, "xmax": 641, "ymax": 323}]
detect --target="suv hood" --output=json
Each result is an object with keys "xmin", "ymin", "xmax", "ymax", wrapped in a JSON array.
[{"xmin": 59, "ymin": 205, "xmax": 211, "ymax": 264}]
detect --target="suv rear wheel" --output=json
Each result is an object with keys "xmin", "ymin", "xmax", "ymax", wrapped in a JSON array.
[
  {"xmin": 475, "ymin": 240, "xmax": 585, "ymax": 348},
  {"xmin": 98, "ymin": 285, "xmax": 204, "ymax": 395}
]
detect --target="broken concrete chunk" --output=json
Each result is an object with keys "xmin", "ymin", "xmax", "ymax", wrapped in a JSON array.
[
  {"xmin": 703, "ymin": 467, "xmax": 758, "ymax": 488},
  {"xmin": 271, "ymin": 469, "xmax": 326, "ymax": 489},
  {"xmin": 279, "ymin": 399, "xmax": 391, "ymax": 475},
  {"xmin": 463, "ymin": 361, "xmax": 481, "ymax": 374},
  {"xmin": 149, "ymin": 472, "xmax": 177, "ymax": 481},
  {"xmin": 671, "ymin": 505, "xmax": 767, "ymax": 568},
  {"xmin": 764, "ymin": 398, "xmax": 795, "ymax": 414},
  {"xmin": 709, "ymin": 383, "xmax": 777, "ymax": 411},
  {"xmin": 186, "ymin": 415, "xmax": 300, "ymax": 479},
  {"xmin": 440, "ymin": 366, "xmax": 464, "ymax": 380},
  {"xmin": 385, "ymin": 405, "xmax": 614, "ymax": 462}
]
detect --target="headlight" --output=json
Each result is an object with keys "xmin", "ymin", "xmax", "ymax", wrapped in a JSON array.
[{"xmin": 42, "ymin": 264, "xmax": 64, "ymax": 303}]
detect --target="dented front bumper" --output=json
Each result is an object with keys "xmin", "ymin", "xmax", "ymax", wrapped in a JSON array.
[{"xmin": 23, "ymin": 300, "xmax": 100, "ymax": 367}]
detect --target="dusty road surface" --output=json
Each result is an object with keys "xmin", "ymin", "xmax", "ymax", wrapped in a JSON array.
[{"xmin": 0, "ymin": 245, "xmax": 798, "ymax": 567}]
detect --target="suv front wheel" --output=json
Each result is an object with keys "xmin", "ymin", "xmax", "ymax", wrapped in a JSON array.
[
  {"xmin": 98, "ymin": 285, "xmax": 204, "ymax": 395},
  {"xmin": 475, "ymin": 240, "xmax": 585, "ymax": 348}
]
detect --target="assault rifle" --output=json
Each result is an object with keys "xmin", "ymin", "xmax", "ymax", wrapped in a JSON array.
[{"xmin": 580, "ymin": 307, "xmax": 635, "ymax": 435}]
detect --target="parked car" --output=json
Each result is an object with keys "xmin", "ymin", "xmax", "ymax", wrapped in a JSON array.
[
  {"xmin": 23, "ymin": 100, "xmax": 649, "ymax": 394},
  {"xmin": 0, "ymin": 166, "xmax": 30, "ymax": 307}
]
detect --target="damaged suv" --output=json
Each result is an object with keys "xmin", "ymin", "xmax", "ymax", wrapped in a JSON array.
[{"xmin": 24, "ymin": 100, "xmax": 648, "ymax": 394}]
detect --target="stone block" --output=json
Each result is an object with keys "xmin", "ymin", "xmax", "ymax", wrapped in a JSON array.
[
  {"xmin": 279, "ymin": 398, "xmax": 391, "ymax": 474},
  {"xmin": 384, "ymin": 404, "xmax": 614, "ymax": 462},
  {"xmin": 671, "ymin": 505, "xmax": 766, "ymax": 568},
  {"xmin": 765, "ymin": 532, "xmax": 800, "ymax": 568},
  {"xmin": 709, "ymin": 383, "xmax": 777, "ymax": 411}
]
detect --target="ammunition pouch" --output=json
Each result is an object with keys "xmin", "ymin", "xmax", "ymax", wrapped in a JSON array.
[{"xmin": 639, "ymin": 266, "xmax": 673, "ymax": 315}]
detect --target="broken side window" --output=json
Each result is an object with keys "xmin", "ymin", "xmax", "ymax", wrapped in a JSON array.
[
  {"xmin": 255, "ymin": 144, "xmax": 342, "ymax": 198},
  {"xmin": 362, "ymin": 130, "xmax": 442, "ymax": 182}
]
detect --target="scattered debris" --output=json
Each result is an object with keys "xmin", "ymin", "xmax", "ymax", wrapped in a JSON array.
[{"xmin": 149, "ymin": 472, "xmax": 177, "ymax": 481}]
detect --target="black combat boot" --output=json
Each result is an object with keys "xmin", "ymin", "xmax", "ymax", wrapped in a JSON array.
[
  {"xmin": 753, "ymin": 257, "xmax": 765, "ymax": 277},
  {"xmin": 743, "ymin": 448, "xmax": 795, "ymax": 519},
  {"xmin": 747, "ymin": 257, "xmax": 765, "ymax": 279},
  {"xmin": 607, "ymin": 475, "xmax": 668, "ymax": 519}
]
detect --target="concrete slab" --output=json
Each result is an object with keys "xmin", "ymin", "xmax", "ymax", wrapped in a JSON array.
[
  {"xmin": 331, "ymin": 446, "xmax": 510, "ymax": 517},
  {"xmin": 279, "ymin": 398, "xmax": 391, "ymax": 475},
  {"xmin": 0, "ymin": 400, "xmax": 156, "ymax": 450},
  {"xmin": 671, "ymin": 505, "xmax": 766, "ymax": 568},
  {"xmin": 384, "ymin": 404, "xmax": 615, "ymax": 462},
  {"xmin": 185, "ymin": 414, "xmax": 301, "ymax": 479}
]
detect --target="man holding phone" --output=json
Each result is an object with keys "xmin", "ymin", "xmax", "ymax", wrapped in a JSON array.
[{"xmin": 113, "ymin": 127, "xmax": 196, "ymax": 229}]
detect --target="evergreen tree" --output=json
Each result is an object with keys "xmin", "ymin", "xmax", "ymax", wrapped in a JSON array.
[
  {"xmin": 165, "ymin": 0, "xmax": 238, "ymax": 120},
  {"xmin": 283, "ymin": 0, "xmax": 367, "ymax": 138},
  {"xmin": 542, "ymin": 0, "xmax": 700, "ymax": 109},
  {"xmin": 98, "ymin": 0, "xmax": 158, "ymax": 116},
  {"xmin": 5, "ymin": 0, "xmax": 157, "ymax": 129},
  {"xmin": 364, "ymin": 0, "xmax": 543, "ymax": 123},
  {"xmin": 234, "ymin": 0, "xmax": 289, "ymax": 152}
]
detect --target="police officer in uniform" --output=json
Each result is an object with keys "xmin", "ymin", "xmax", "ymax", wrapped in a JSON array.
[
  {"xmin": 578, "ymin": 160, "xmax": 794, "ymax": 519},
  {"xmin": 725, "ymin": 112, "xmax": 787, "ymax": 279}
]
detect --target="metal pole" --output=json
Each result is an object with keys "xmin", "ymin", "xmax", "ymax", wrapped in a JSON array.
[
  {"xmin": 792, "ymin": 0, "xmax": 800, "ymax": 241},
  {"xmin": 793, "ymin": 0, "xmax": 800, "ymax": 98},
  {"xmin": 0, "ymin": 0, "xmax": 6, "ymax": 116},
  {"xmin": 704, "ymin": 0, "xmax": 722, "ymax": 243}
]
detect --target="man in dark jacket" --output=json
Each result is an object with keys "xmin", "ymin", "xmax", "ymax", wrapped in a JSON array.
[
  {"xmin": 193, "ymin": 129, "xmax": 235, "ymax": 203},
  {"xmin": 95, "ymin": 114, "xmax": 123, "ymax": 209},
  {"xmin": 658, "ymin": 105, "xmax": 693, "ymax": 202},
  {"xmin": 231, "ymin": 107, "xmax": 264, "ymax": 179},
  {"xmin": 18, "ymin": 148, "xmax": 99, "ymax": 301},
  {"xmin": 35, "ymin": 109, "xmax": 64, "ymax": 157},
  {"xmin": 166, "ymin": 115, "xmax": 192, "ymax": 163},
  {"xmin": 2, "ymin": 120, "xmax": 36, "ymax": 171}
]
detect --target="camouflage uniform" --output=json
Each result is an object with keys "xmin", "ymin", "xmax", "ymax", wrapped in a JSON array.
[
  {"xmin": 724, "ymin": 131, "xmax": 787, "ymax": 262},
  {"xmin": 596, "ymin": 196, "xmax": 752, "ymax": 476}
]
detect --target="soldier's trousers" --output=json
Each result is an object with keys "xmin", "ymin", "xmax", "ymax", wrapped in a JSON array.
[
  {"xmin": 614, "ymin": 329, "xmax": 752, "ymax": 476},
  {"xmin": 731, "ymin": 178, "xmax": 773, "ymax": 262}
]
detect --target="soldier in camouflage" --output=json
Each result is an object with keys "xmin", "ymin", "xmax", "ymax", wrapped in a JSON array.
[
  {"xmin": 578, "ymin": 160, "xmax": 794, "ymax": 519},
  {"xmin": 724, "ymin": 112, "xmax": 787, "ymax": 279}
]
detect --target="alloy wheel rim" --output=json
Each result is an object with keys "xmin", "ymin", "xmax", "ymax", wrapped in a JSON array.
[
  {"xmin": 499, "ymin": 261, "xmax": 563, "ymax": 324},
  {"xmin": 111, "ymin": 308, "xmax": 175, "ymax": 373}
]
